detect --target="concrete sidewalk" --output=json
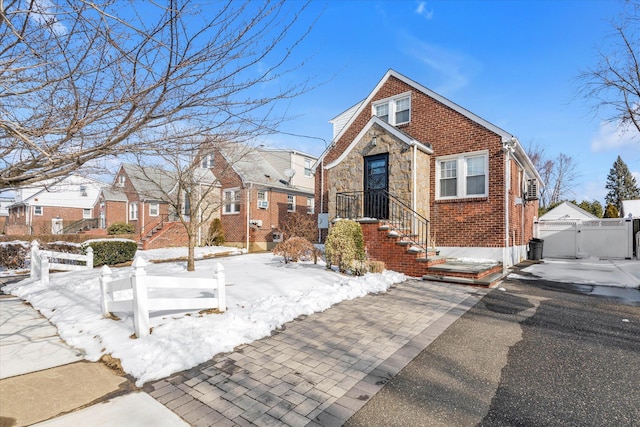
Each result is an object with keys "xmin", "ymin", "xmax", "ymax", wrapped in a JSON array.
[{"xmin": 0, "ymin": 294, "xmax": 187, "ymax": 427}]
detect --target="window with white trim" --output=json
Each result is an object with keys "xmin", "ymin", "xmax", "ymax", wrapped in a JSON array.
[
  {"xmin": 201, "ymin": 153, "xmax": 214, "ymax": 168},
  {"xmin": 304, "ymin": 159, "xmax": 312, "ymax": 177},
  {"xmin": 372, "ymin": 92, "xmax": 411, "ymax": 125},
  {"xmin": 34, "ymin": 206, "xmax": 43, "ymax": 216},
  {"xmin": 149, "ymin": 202, "xmax": 159, "ymax": 217},
  {"xmin": 257, "ymin": 190, "xmax": 268, "ymax": 209},
  {"xmin": 287, "ymin": 194, "xmax": 295, "ymax": 212},
  {"xmin": 129, "ymin": 202, "xmax": 138, "ymax": 220},
  {"xmin": 83, "ymin": 209, "xmax": 92, "ymax": 219},
  {"xmin": 307, "ymin": 197, "xmax": 314, "ymax": 214},
  {"xmin": 223, "ymin": 189, "xmax": 241, "ymax": 214},
  {"xmin": 436, "ymin": 152, "xmax": 488, "ymax": 200}
]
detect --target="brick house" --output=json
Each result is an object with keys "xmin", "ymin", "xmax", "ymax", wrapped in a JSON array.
[
  {"xmin": 101, "ymin": 163, "xmax": 219, "ymax": 249},
  {"xmin": 203, "ymin": 145, "xmax": 317, "ymax": 251},
  {"xmin": 5, "ymin": 174, "xmax": 106, "ymax": 235},
  {"xmin": 315, "ymin": 69, "xmax": 542, "ymax": 275}
]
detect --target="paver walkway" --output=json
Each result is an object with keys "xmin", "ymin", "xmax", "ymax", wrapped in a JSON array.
[{"xmin": 146, "ymin": 279, "xmax": 486, "ymax": 426}]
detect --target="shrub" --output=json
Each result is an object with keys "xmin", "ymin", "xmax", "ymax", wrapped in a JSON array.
[
  {"xmin": 205, "ymin": 218, "xmax": 225, "ymax": 246},
  {"xmin": 325, "ymin": 220, "xmax": 365, "ymax": 274},
  {"xmin": 282, "ymin": 212, "xmax": 317, "ymax": 242},
  {"xmin": 273, "ymin": 236, "xmax": 317, "ymax": 264},
  {"xmin": 107, "ymin": 222, "xmax": 135, "ymax": 235},
  {"xmin": 82, "ymin": 240, "xmax": 138, "ymax": 266},
  {"xmin": 0, "ymin": 241, "xmax": 29, "ymax": 269}
]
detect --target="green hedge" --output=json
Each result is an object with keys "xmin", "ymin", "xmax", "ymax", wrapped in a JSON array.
[
  {"xmin": 83, "ymin": 240, "xmax": 138, "ymax": 267},
  {"xmin": 107, "ymin": 222, "xmax": 135, "ymax": 235}
]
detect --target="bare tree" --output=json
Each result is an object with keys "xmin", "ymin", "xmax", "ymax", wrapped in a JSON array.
[
  {"xmin": 578, "ymin": 1, "xmax": 640, "ymax": 136},
  {"xmin": 526, "ymin": 143, "xmax": 579, "ymax": 208},
  {"xmin": 130, "ymin": 136, "xmax": 249, "ymax": 271},
  {"xmin": 0, "ymin": 0, "xmax": 314, "ymax": 189}
]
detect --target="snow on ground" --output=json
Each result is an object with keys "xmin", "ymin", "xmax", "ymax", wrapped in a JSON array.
[
  {"xmin": 512, "ymin": 258, "xmax": 640, "ymax": 289},
  {"xmin": 3, "ymin": 247, "xmax": 406, "ymax": 386}
]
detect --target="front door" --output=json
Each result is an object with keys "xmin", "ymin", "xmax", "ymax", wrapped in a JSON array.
[{"xmin": 364, "ymin": 153, "xmax": 389, "ymax": 219}]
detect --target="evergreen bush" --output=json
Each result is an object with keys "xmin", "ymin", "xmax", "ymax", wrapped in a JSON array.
[
  {"xmin": 325, "ymin": 220, "xmax": 365, "ymax": 274},
  {"xmin": 82, "ymin": 240, "xmax": 137, "ymax": 266},
  {"xmin": 107, "ymin": 222, "xmax": 135, "ymax": 235},
  {"xmin": 205, "ymin": 218, "xmax": 225, "ymax": 246}
]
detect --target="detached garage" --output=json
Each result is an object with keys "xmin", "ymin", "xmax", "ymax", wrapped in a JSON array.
[{"xmin": 535, "ymin": 202, "xmax": 637, "ymax": 259}]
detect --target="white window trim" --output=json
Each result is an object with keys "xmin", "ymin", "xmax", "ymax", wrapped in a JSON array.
[
  {"xmin": 129, "ymin": 202, "xmax": 138, "ymax": 220},
  {"xmin": 304, "ymin": 159, "xmax": 312, "ymax": 177},
  {"xmin": 435, "ymin": 150, "xmax": 489, "ymax": 200},
  {"xmin": 287, "ymin": 194, "xmax": 296, "ymax": 212},
  {"xmin": 223, "ymin": 188, "xmax": 241, "ymax": 215},
  {"xmin": 34, "ymin": 206, "xmax": 43, "ymax": 216},
  {"xmin": 83, "ymin": 209, "xmax": 92, "ymax": 219},
  {"xmin": 371, "ymin": 91, "xmax": 412, "ymax": 126},
  {"xmin": 307, "ymin": 197, "xmax": 314, "ymax": 214},
  {"xmin": 257, "ymin": 190, "xmax": 269, "ymax": 209},
  {"xmin": 149, "ymin": 202, "xmax": 159, "ymax": 217}
]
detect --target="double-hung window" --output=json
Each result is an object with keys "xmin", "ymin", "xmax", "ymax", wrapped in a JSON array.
[
  {"xmin": 129, "ymin": 202, "xmax": 138, "ymax": 220},
  {"xmin": 34, "ymin": 206, "xmax": 43, "ymax": 216},
  {"xmin": 83, "ymin": 209, "xmax": 92, "ymax": 219},
  {"xmin": 304, "ymin": 159, "xmax": 312, "ymax": 177},
  {"xmin": 149, "ymin": 202, "xmax": 159, "ymax": 217},
  {"xmin": 372, "ymin": 92, "xmax": 411, "ymax": 125},
  {"xmin": 223, "ymin": 189, "xmax": 241, "ymax": 214},
  {"xmin": 287, "ymin": 194, "xmax": 295, "ymax": 212},
  {"xmin": 436, "ymin": 151, "xmax": 488, "ymax": 200},
  {"xmin": 201, "ymin": 153, "xmax": 214, "ymax": 168}
]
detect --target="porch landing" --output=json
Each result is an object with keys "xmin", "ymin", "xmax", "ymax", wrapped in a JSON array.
[{"xmin": 422, "ymin": 260, "xmax": 506, "ymax": 288}]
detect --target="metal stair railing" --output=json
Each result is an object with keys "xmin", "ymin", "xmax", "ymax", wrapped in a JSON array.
[
  {"xmin": 60, "ymin": 218, "xmax": 99, "ymax": 234},
  {"xmin": 335, "ymin": 190, "xmax": 429, "ymax": 253}
]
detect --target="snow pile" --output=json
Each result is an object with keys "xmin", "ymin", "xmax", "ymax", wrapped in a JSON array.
[{"xmin": 4, "ymin": 250, "xmax": 406, "ymax": 386}]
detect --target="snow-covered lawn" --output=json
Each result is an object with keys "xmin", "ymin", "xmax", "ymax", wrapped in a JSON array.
[{"xmin": 3, "ymin": 247, "xmax": 406, "ymax": 386}]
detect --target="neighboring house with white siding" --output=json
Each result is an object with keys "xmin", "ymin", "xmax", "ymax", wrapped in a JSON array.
[{"xmin": 5, "ymin": 175, "xmax": 106, "ymax": 235}]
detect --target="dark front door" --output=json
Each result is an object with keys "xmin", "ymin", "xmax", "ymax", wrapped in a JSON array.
[{"xmin": 364, "ymin": 153, "xmax": 389, "ymax": 219}]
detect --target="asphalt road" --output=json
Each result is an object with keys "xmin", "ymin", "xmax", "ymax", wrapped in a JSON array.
[{"xmin": 346, "ymin": 270, "xmax": 640, "ymax": 427}]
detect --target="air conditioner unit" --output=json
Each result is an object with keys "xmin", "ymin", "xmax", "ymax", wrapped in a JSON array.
[
  {"xmin": 526, "ymin": 179, "xmax": 539, "ymax": 200},
  {"xmin": 258, "ymin": 200, "xmax": 269, "ymax": 209}
]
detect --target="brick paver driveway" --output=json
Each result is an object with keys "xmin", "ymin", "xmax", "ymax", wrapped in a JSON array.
[{"xmin": 145, "ymin": 279, "xmax": 486, "ymax": 426}]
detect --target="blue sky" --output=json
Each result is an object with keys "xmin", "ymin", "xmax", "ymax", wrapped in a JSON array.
[{"xmin": 262, "ymin": 0, "xmax": 639, "ymax": 205}]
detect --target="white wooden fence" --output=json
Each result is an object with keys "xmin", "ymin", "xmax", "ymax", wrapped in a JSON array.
[
  {"xmin": 30, "ymin": 240, "xmax": 94, "ymax": 285},
  {"xmin": 100, "ymin": 256, "xmax": 226, "ymax": 338},
  {"xmin": 534, "ymin": 218, "xmax": 635, "ymax": 259}
]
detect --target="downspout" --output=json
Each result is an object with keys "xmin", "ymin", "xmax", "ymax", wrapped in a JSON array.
[
  {"xmin": 504, "ymin": 149, "xmax": 510, "ymax": 271},
  {"xmin": 412, "ymin": 144, "xmax": 417, "ymax": 234},
  {"xmin": 246, "ymin": 183, "xmax": 252, "ymax": 252},
  {"xmin": 141, "ymin": 201, "xmax": 145, "ymax": 238},
  {"xmin": 318, "ymin": 157, "xmax": 324, "ymax": 243}
]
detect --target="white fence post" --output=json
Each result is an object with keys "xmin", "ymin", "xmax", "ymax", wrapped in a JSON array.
[
  {"xmin": 131, "ymin": 256, "xmax": 150, "ymax": 337},
  {"xmin": 41, "ymin": 255, "xmax": 50, "ymax": 286},
  {"xmin": 86, "ymin": 247, "xmax": 94, "ymax": 269},
  {"xmin": 99, "ymin": 265, "xmax": 112, "ymax": 317},
  {"xmin": 215, "ymin": 262, "xmax": 226, "ymax": 312},
  {"xmin": 30, "ymin": 240, "xmax": 39, "ymax": 280}
]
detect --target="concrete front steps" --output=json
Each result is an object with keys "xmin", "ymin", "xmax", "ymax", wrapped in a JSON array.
[{"xmin": 359, "ymin": 220, "xmax": 506, "ymax": 288}]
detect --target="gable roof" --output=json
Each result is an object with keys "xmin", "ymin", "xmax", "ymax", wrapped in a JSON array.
[
  {"xmin": 326, "ymin": 116, "xmax": 433, "ymax": 170},
  {"xmin": 315, "ymin": 69, "xmax": 543, "ymax": 183},
  {"xmin": 120, "ymin": 163, "xmax": 176, "ymax": 201},
  {"xmin": 539, "ymin": 201, "xmax": 598, "ymax": 221},
  {"xmin": 219, "ymin": 145, "xmax": 313, "ymax": 194},
  {"xmin": 8, "ymin": 174, "xmax": 106, "ymax": 209}
]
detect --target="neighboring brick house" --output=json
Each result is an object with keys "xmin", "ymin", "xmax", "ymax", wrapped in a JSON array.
[
  {"xmin": 5, "ymin": 174, "xmax": 106, "ymax": 235},
  {"xmin": 203, "ymin": 144, "xmax": 317, "ymax": 251},
  {"xmin": 315, "ymin": 69, "xmax": 542, "ymax": 272},
  {"xmin": 101, "ymin": 163, "xmax": 219, "ymax": 248}
]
